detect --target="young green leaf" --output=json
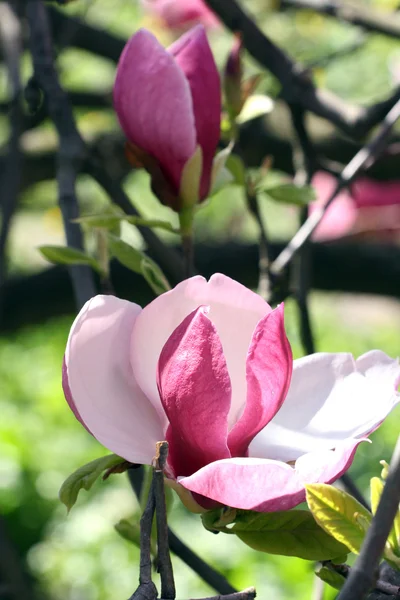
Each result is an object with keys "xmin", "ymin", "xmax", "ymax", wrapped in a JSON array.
[
  {"xmin": 315, "ymin": 565, "xmax": 346, "ymax": 590},
  {"xmin": 260, "ymin": 183, "xmax": 316, "ymax": 206},
  {"xmin": 74, "ymin": 214, "xmax": 179, "ymax": 234},
  {"xmin": 225, "ymin": 153, "xmax": 246, "ymax": 187},
  {"xmin": 39, "ymin": 245, "xmax": 103, "ymax": 274},
  {"xmin": 204, "ymin": 509, "xmax": 348, "ymax": 560},
  {"xmin": 306, "ymin": 483, "xmax": 372, "ymax": 554},
  {"xmin": 371, "ymin": 476, "xmax": 400, "ymax": 556},
  {"xmin": 107, "ymin": 234, "xmax": 144, "ymax": 273},
  {"xmin": 59, "ymin": 454, "xmax": 126, "ymax": 512},
  {"xmin": 141, "ymin": 258, "xmax": 171, "ymax": 295}
]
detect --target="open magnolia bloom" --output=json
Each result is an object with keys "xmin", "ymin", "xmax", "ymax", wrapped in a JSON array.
[{"xmin": 63, "ymin": 275, "xmax": 400, "ymax": 512}]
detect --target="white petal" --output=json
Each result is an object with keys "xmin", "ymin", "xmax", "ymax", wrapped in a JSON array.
[
  {"xmin": 130, "ymin": 274, "xmax": 270, "ymax": 426},
  {"xmin": 250, "ymin": 351, "xmax": 400, "ymax": 462},
  {"xmin": 66, "ymin": 295, "xmax": 164, "ymax": 464}
]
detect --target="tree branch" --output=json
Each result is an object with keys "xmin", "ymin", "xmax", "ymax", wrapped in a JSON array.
[
  {"xmin": 203, "ymin": 0, "xmax": 400, "ymax": 138},
  {"xmin": 2, "ymin": 240, "xmax": 399, "ymax": 334},
  {"xmin": 0, "ymin": 2, "xmax": 22, "ymax": 319},
  {"xmin": 338, "ymin": 436, "xmax": 400, "ymax": 600},
  {"xmin": 280, "ymin": 0, "xmax": 400, "ymax": 40},
  {"xmin": 25, "ymin": 0, "xmax": 97, "ymax": 309},
  {"xmin": 271, "ymin": 98, "xmax": 400, "ymax": 275}
]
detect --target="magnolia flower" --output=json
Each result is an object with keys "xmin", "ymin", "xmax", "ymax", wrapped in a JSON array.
[
  {"xmin": 141, "ymin": 0, "xmax": 220, "ymax": 32},
  {"xmin": 114, "ymin": 25, "xmax": 221, "ymax": 211},
  {"xmin": 311, "ymin": 171, "xmax": 400, "ymax": 242},
  {"xmin": 63, "ymin": 275, "xmax": 400, "ymax": 512}
]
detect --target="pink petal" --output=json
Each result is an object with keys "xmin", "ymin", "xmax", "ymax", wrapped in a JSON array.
[
  {"xmin": 310, "ymin": 172, "xmax": 358, "ymax": 241},
  {"xmin": 142, "ymin": 0, "xmax": 220, "ymax": 30},
  {"xmin": 169, "ymin": 25, "xmax": 221, "ymax": 198},
  {"xmin": 157, "ymin": 307, "xmax": 231, "ymax": 477},
  {"xmin": 228, "ymin": 304, "xmax": 293, "ymax": 457},
  {"xmin": 250, "ymin": 352, "xmax": 400, "ymax": 463},
  {"xmin": 65, "ymin": 295, "xmax": 164, "ymax": 464},
  {"xmin": 179, "ymin": 439, "xmax": 364, "ymax": 512},
  {"xmin": 62, "ymin": 356, "xmax": 91, "ymax": 434},
  {"xmin": 131, "ymin": 274, "xmax": 270, "ymax": 430},
  {"xmin": 295, "ymin": 438, "xmax": 365, "ymax": 486},
  {"xmin": 114, "ymin": 29, "xmax": 196, "ymax": 193},
  {"xmin": 352, "ymin": 177, "xmax": 400, "ymax": 208},
  {"xmin": 179, "ymin": 457, "xmax": 306, "ymax": 511}
]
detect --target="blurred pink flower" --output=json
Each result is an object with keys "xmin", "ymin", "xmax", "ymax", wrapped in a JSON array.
[
  {"xmin": 63, "ymin": 275, "xmax": 400, "ymax": 512},
  {"xmin": 311, "ymin": 172, "xmax": 400, "ymax": 242},
  {"xmin": 114, "ymin": 25, "xmax": 221, "ymax": 210},
  {"xmin": 141, "ymin": 0, "xmax": 220, "ymax": 32}
]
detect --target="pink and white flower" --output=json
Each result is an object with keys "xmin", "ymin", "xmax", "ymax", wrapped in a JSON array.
[
  {"xmin": 141, "ymin": 0, "xmax": 220, "ymax": 32},
  {"xmin": 63, "ymin": 275, "xmax": 400, "ymax": 512},
  {"xmin": 114, "ymin": 25, "xmax": 221, "ymax": 210},
  {"xmin": 311, "ymin": 171, "xmax": 400, "ymax": 242}
]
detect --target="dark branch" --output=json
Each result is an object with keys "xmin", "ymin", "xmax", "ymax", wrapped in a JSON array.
[
  {"xmin": 2, "ymin": 241, "xmax": 399, "ymax": 334},
  {"xmin": 25, "ymin": 0, "xmax": 97, "ymax": 308},
  {"xmin": 0, "ymin": 2, "xmax": 23, "ymax": 319},
  {"xmin": 271, "ymin": 98, "xmax": 400, "ymax": 275},
  {"xmin": 203, "ymin": 0, "xmax": 400, "ymax": 138},
  {"xmin": 280, "ymin": 0, "xmax": 400, "ymax": 40},
  {"xmin": 153, "ymin": 443, "xmax": 175, "ymax": 600},
  {"xmin": 338, "ymin": 437, "xmax": 400, "ymax": 600}
]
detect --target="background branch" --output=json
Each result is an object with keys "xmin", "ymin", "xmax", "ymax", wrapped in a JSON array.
[
  {"xmin": 338, "ymin": 437, "xmax": 400, "ymax": 600},
  {"xmin": 280, "ymin": 0, "xmax": 400, "ymax": 40},
  {"xmin": 25, "ymin": 0, "xmax": 97, "ymax": 308}
]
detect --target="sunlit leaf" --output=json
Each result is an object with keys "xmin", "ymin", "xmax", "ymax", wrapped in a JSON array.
[
  {"xmin": 74, "ymin": 214, "xmax": 179, "ymax": 234},
  {"xmin": 371, "ymin": 476, "xmax": 400, "ymax": 556},
  {"xmin": 225, "ymin": 153, "xmax": 246, "ymax": 187},
  {"xmin": 306, "ymin": 483, "xmax": 372, "ymax": 554},
  {"xmin": 203, "ymin": 508, "xmax": 348, "ymax": 561},
  {"xmin": 260, "ymin": 183, "xmax": 316, "ymax": 205},
  {"xmin": 236, "ymin": 94, "xmax": 274, "ymax": 124},
  {"xmin": 141, "ymin": 258, "xmax": 171, "ymax": 295},
  {"xmin": 315, "ymin": 565, "xmax": 346, "ymax": 590},
  {"xmin": 59, "ymin": 454, "xmax": 126, "ymax": 512},
  {"xmin": 39, "ymin": 245, "xmax": 103, "ymax": 274}
]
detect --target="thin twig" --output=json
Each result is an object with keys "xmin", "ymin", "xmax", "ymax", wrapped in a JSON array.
[
  {"xmin": 153, "ymin": 442, "xmax": 175, "ymax": 600},
  {"xmin": 271, "ymin": 98, "xmax": 400, "ymax": 275},
  {"xmin": 130, "ymin": 479, "xmax": 158, "ymax": 600},
  {"xmin": 246, "ymin": 182, "xmax": 271, "ymax": 301},
  {"xmin": 167, "ymin": 530, "xmax": 237, "ymax": 596},
  {"xmin": 280, "ymin": 0, "xmax": 400, "ymax": 40},
  {"xmin": 189, "ymin": 588, "xmax": 256, "ymax": 600},
  {"xmin": 25, "ymin": 0, "xmax": 97, "ymax": 309},
  {"xmin": 127, "ymin": 470, "xmax": 238, "ymax": 596},
  {"xmin": 338, "ymin": 436, "xmax": 400, "ymax": 600},
  {"xmin": 181, "ymin": 234, "xmax": 195, "ymax": 279}
]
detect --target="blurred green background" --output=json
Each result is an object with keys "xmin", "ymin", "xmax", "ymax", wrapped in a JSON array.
[{"xmin": 0, "ymin": 0, "xmax": 399, "ymax": 599}]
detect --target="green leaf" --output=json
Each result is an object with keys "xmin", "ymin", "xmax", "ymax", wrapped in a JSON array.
[
  {"xmin": 315, "ymin": 565, "xmax": 346, "ymax": 590},
  {"xmin": 225, "ymin": 153, "xmax": 246, "ymax": 187},
  {"xmin": 108, "ymin": 234, "xmax": 170, "ymax": 295},
  {"xmin": 306, "ymin": 483, "xmax": 372, "ymax": 554},
  {"xmin": 204, "ymin": 509, "xmax": 349, "ymax": 561},
  {"xmin": 115, "ymin": 516, "xmax": 158, "ymax": 557},
  {"xmin": 107, "ymin": 234, "xmax": 144, "ymax": 273},
  {"xmin": 260, "ymin": 183, "xmax": 316, "ymax": 206},
  {"xmin": 75, "ymin": 214, "xmax": 179, "ymax": 234},
  {"xmin": 59, "ymin": 454, "xmax": 126, "ymax": 512},
  {"xmin": 141, "ymin": 257, "xmax": 171, "ymax": 296},
  {"xmin": 371, "ymin": 477, "xmax": 400, "ymax": 556},
  {"xmin": 39, "ymin": 245, "xmax": 103, "ymax": 274},
  {"xmin": 236, "ymin": 94, "xmax": 274, "ymax": 124}
]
